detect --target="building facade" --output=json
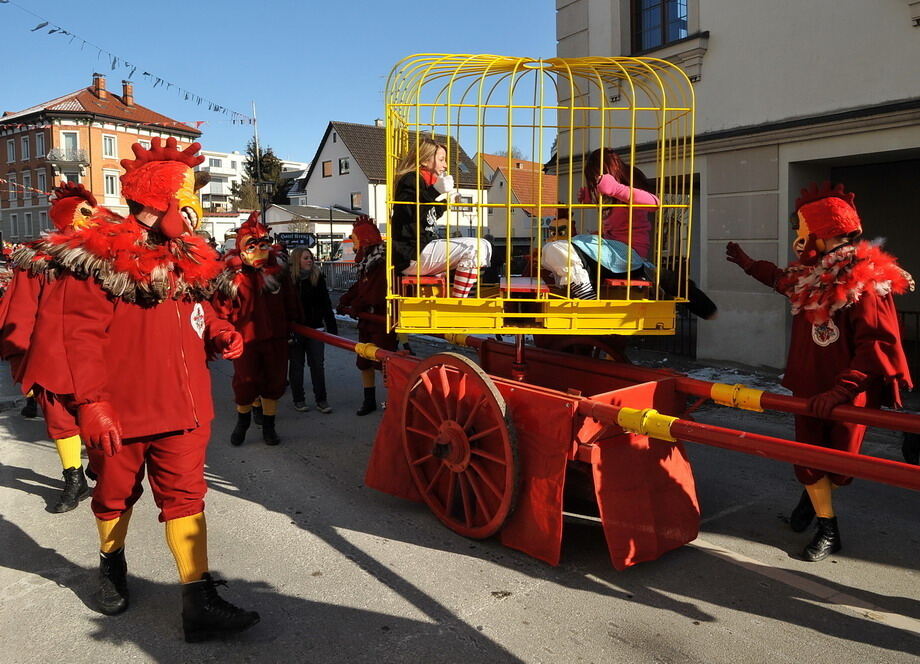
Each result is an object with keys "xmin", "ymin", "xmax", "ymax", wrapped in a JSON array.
[
  {"xmin": 0, "ymin": 73, "xmax": 200, "ymax": 242},
  {"xmin": 557, "ymin": 0, "xmax": 920, "ymax": 368}
]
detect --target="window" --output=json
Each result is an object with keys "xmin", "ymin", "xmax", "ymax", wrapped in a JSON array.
[
  {"xmin": 350, "ymin": 192, "xmax": 362, "ymax": 209},
  {"xmin": 63, "ymin": 171, "xmax": 80, "ymax": 184},
  {"xmin": 231, "ymin": 161, "xmax": 237, "ymax": 170},
  {"xmin": 102, "ymin": 134, "xmax": 117, "ymax": 158},
  {"xmin": 61, "ymin": 131, "xmax": 79, "ymax": 160},
  {"xmin": 35, "ymin": 132, "xmax": 45, "ymax": 156},
  {"xmin": 209, "ymin": 157, "xmax": 222, "ymax": 168},
  {"xmin": 24, "ymin": 212, "xmax": 33, "ymax": 237},
  {"xmin": 39, "ymin": 211, "xmax": 48, "ymax": 231},
  {"xmin": 322, "ymin": 160, "xmax": 332, "ymax": 177},
  {"xmin": 339, "ymin": 157, "xmax": 350, "ymax": 175},
  {"xmin": 456, "ymin": 195, "xmax": 472, "ymax": 212},
  {"xmin": 138, "ymin": 139, "xmax": 151, "ymax": 150},
  {"xmin": 332, "ymin": 133, "xmax": 337, "ymax": 143},
  {"xmin": 22, "ymin": 172, "xmax": 31, "ymax": 199},
  {"xmin": 36, "ymin": 170, "xmax": 46, "ymax": 195},
  {"xmin": 7, "ymin": 174, "xmax": 15, "ymax": 202},
  {"xmin": 633, "ymin": 0, "xmax": 688, "ymax": 52},
  {"xmin": 21, "ymin": 136, "xmax": 30, "ymax": 160},
  {"xmin": 104, "ymin": 173, "xmax": 120, "ymax": 197},
  {"xmin": 10, "ymin": 213, "xmax": 18, "ymax": 237},
  {"xmin": 6, "ymin": 139, "xmax": 14, "ymax": 163}
]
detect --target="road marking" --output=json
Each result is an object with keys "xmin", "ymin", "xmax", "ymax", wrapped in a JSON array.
[{"xmin": 691, "ymin": 537, "xmax": 920, "ymax": 636}]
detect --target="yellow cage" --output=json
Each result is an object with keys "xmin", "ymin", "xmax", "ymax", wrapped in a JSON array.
[{"xmin": 385, "ymin": 54, "xmax": 695, "ymax": 336}]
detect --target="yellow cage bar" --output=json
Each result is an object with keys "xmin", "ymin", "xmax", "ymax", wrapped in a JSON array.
[{"xmin": 384, "ymin": 54, "xmax": 695, "ymax": 336}]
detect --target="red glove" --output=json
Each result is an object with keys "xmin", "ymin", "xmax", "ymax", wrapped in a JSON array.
[
  {"xmin": 213, "ymin": 330, "xmax": 244, "ymax": 359},
  {"xmin": 725, "ymin": 242, "xmax": 755, "ymax": 272},
  {"xmin": 336, "ymin": 304, "xmax": 355, "ymax": 318},
  {"xmin": 78, "ymin": 401, "xmax": 123, "ymax": 456},
  {"xmin": 52, "ymin": 181, "xmax": 97, "ymax": 207}
]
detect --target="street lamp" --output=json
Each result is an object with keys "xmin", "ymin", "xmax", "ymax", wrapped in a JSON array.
[{"xmin": 254, "ymin": 180, "xmax": 275, "ymax": 223}]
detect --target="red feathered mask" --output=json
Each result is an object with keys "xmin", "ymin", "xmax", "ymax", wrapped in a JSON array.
[
  {"xmin": 235, "ymin": 211, "xmax": 271, "ymax": 251},
  {"xmin": 351, "ymin": 215, "xmax": 382, "ymax": 261}
]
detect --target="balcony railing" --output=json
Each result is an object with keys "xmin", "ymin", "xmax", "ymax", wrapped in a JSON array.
[{"xmin": 46, "ymin": 148, "xmax": 89, "ymax": 164}]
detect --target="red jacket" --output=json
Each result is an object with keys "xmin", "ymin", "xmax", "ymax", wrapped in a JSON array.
[
  {"xmin": 0, "ymin": 268, "xmax": 43, "ymax": 380},
  {"xmin": 36, "ymin": 274, "xmax": 233, "ymax": 438},
  {"xmin": 213, "ymin": 265, "xmax": 300, "ymax": 343}
]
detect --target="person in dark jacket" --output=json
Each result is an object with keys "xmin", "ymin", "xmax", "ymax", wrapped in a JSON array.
[
  {"xmin": 288, "ymin": 247, "xmax": 337, "ymax": 413},
  {"xmin": 337, "ymin": 216, "xmax": 398, "ymax": 415}
]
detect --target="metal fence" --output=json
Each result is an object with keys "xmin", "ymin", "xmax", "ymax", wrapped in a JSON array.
[{"xmin": 320, "ymin": 261, "xmax": 359, "ymax": 292}]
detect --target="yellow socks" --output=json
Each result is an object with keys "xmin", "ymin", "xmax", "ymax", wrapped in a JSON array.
[
  {"xmin": 165, "ymin": 512, "xmax": 209, "ymax": 584},
  {"xmin": 252, "ymin": 397, "xmax": 262, "ymax": 409},
  {"xmin": 236, "ymin": 403, "xmax": 252, "ymax": 414},
  {"xmin": 55, "ymin": 435, "xmax": 83, "ymax": 471},
  {"xmin": 97, "ymin": 509, "xmax": 133, "ymax": 553},
  {"xmin": 261, "ymin": 398, "xmax": 278, "ymax": 416},
  {"xmin": 361, "ymin": 368, "xmax": 376, "ymax": 388},
  {"xmin": 805, "ymin": 476, "xmax": 835, "ymax": 518}
]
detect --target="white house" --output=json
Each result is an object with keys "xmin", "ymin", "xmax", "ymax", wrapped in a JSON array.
[
  {"xmin": 196, "ymin": 149, "xmax": 245, "ymax": 212},
  {"xmin": 556, "ymin": 0, "xmax": 920, "ymax": 369},
  {"xmin": 264, "ymin": 203, "xmax": 358, "ymax": 260},
  {"xmin": 479, "ymin": 153, "xmax": 559, "ymax": 245},
  {"xmin": 302, "ymin": 121, "xmax": 489, "ymax": 238}
]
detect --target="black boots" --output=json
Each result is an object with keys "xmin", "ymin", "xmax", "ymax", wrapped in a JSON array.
[
  {"xmin": 20, "ymin": 396, "xmax": 38, "ymax": 418},
  {"xmin": 230, "ymin": 411, "xmax": 251, "ymax": 446},
  {"xmin": 803, "ymin": 516, "xmax": 842, "ymax": 562},
  {"xmin": 356, "ymin": 387, "xmax": 377, "ymax": 416},
  {"xmin": 789, "ymin": 490, "xmax": 815, "ymax": 532},
  {"xmin": 262, "ymin": 415, "xmax": 280, "ymax": 446},
  {"xmin": 252, "ymin": 405, "xmax": 264, "ymax": 426},
  {"xmin": 182, "ymin": 573, "xmax": 260, "ymax": 643},
  {"xmin": 97, "ymin": 548, "xmax": 129, "ymax": 615},
  {"xmin": 51, "ymin": 466, "xmax": 91, "ymax": 513}
]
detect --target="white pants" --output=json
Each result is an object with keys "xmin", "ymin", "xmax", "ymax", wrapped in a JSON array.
[
  {"xmin": 540, "ymin": 240, "xmax": 591, "ymax": 286},
  {"xmin": 402, "ymin": 238, "xmax": 492, "ymax": 275}
]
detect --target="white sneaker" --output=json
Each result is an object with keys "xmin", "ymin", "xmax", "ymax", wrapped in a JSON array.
[
  {"xmin": 293, "ymin": 401, "xmax": 309, "ymax": 412},
  {"xmin": 315, "ymin": 401, "xmax": 332, "ymax": 414}
]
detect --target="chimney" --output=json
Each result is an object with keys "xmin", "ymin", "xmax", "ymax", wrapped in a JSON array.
[
  {"xmin": 92, "ymin": 73, "xmax": 108, "ymax": 99},
  {"xmin": 374, "ymin": 118, "xmax": 385, "ymax": 128},
  {"xmin": 122, "ymin": 80, "xmax": 134, "ymax": 107}
]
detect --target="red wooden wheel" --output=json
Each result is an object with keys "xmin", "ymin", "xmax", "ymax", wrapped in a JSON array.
[{"xmin": 401, "ymin": 352, "xmax": 518, "ymax": 539}]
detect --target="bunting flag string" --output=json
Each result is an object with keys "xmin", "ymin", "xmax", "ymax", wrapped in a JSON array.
[
  {"xmin": 1, "ymin": 0, "xmax": 254, "ymax": 125},
  {"xmin": 0, "ymin": 118, "xmax": 253, "ymax": 134},
  {"xmin": 0, "ymin": 177, "xmax": 54, "ymax": 198}
]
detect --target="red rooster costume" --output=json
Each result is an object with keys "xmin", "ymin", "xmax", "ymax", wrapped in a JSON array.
[
  {"xmin": 0, "ymin": 181, "xmax": 121, "ymax": 512},
  {"xmin": 16, "ymin": 138, "xmax": 258, "ymax": 641},
  {"xmin": 213, "ymin": 212, "xmax": 299, "ymax": 446},
  {"xmin": 727, "ymin": 182, "xmax": 912, "ymax": 562}
]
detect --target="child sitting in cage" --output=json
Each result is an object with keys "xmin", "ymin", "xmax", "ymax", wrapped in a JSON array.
[{"xmin": 390, "ymin": 138, "xmax": 492, "ymax": 298}]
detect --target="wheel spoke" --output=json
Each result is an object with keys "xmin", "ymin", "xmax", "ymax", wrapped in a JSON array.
[
  {"xmin": 468, "ymin": 460, "xmax": 502, "ymax": 500},
  {"xmin": 468, "ymin": 424, "xmax": 502, "ymax": 443},
  {"xmin": 454, "ymin": 373, "xmax": 469, "ymax": 423},
  {"xmin": 470, "ymin": 447, "xmax": 507, "ymax": 466},
  {"xmin": 463, "ymin": 470, "xmax": 492, "ymax": 519},
  {"xmin": 437, "ymin": 365, "xmax": 454, "ymax": 420},
  {"xmin": 420, "ymin": 372, "xmax": 447, "ymax": 422},
  {"xmin": 444, "ymin": 472, "xmax": 456, "ymax": 516},
  {"xmin": 411, "ymin": 453, "xmax": 435, "ymax": 467},
  {"xmin": 424, "ymin": 462, "xmax": 446, "ymax": 494},
  {"xmin": 461, "ymin": 397, "xmax": 486, "ymax": 431},
  {"xmin": 406, "ymin": 425, "xmax": 437, "ymax": 440},
  {"xmin": 409, "ymin": 396, "xmax": 441, "ymax": 430},
  {"xmin": 457, "ymin": 472, "xmax": 474, "ymax": 527}
]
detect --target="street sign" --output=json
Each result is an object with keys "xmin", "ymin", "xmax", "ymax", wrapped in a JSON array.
[{"xmin": 276, "ymin": 232, "xmax": 317, "ymax": 248}]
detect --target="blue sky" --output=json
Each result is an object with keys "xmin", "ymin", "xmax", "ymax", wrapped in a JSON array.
[{"xmin": 0, "ymin": 0, "xmax": 557, "ymax": 164}]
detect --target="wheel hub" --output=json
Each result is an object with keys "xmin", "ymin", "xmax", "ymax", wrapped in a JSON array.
[{"xmin": 432, "ymin": 420, "xmax": 470, "ymax": 472}]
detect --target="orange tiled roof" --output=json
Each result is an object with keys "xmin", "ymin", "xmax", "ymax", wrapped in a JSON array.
[
  {"xmin": 481, "ymin": 153, "xmax": 558, "ymax": 217},
  {"xmin": 1, "ymin": 87, "xmax": 200, "ymax": 136}
]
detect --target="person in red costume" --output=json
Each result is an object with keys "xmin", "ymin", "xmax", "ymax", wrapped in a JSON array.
[
  {"xmin": 726, "ymin": 181, "xmax": 912, "ymax": 561},
  {"xmin": 336, "ymin": 216, "xmax": 398, "ymax": 415},
  {"xmin": 0, "ymin": 181, "xmax": 122, "ymax": 512},
  {"xmin": 18, "ymin": 138, "xmax": 259, "ymax": 641},
  {"xmin": 214, "ymin": 212, "xmax": 299, "ymax": 446}
]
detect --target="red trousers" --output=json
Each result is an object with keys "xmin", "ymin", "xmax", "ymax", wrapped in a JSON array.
[
  {"xmin": 88, "ymin": 424, "xmax": 210, "ymax": 522},
  {"xmin": 231, "ymin": 338, "xmax": 288, "ymax": 405},
  {"xmin": 793, "ymin": 391, "xmax": 873, "ymax": 486},
  {"xmin": 34, "ymin": 388, "xmax": 79, "ymax": 440}
]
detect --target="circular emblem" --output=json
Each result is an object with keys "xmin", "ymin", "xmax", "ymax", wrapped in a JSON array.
[{"xmin": 812, "ymin": 319, "xmax": 839, "ymax": 347}]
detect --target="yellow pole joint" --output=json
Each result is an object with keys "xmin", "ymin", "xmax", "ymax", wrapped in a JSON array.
[
  {"xmin": 354, "ymin": 342, "xmax": 382, "ymax": 361},
  {"xmin": 616, "ymin": 407, "xmax": 678, "ymax": 442},
  {"xmin": 443, "ymin": 333, "xmax": 472, "ymax": 347},
  {"xmin": 710, "ymin": 383, "xmax": 764, "ymax": 412}
]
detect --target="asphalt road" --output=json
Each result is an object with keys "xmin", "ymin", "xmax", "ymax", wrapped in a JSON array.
[{"xmin": 0, "ymin": 325, "xmax": 917, "ymax": 663}]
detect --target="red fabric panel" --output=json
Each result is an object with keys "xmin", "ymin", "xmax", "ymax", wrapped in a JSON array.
[
  {"xmin": 363, "ymin": 356, "xmax": 423, "ymax": 502},
  {"xmin": 584, "ymin": 380, "xmax": 700, "ymax": 570},
  {"xmin": 497, "ymin": 385, "xmax": 575, "ymax": 566}
]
